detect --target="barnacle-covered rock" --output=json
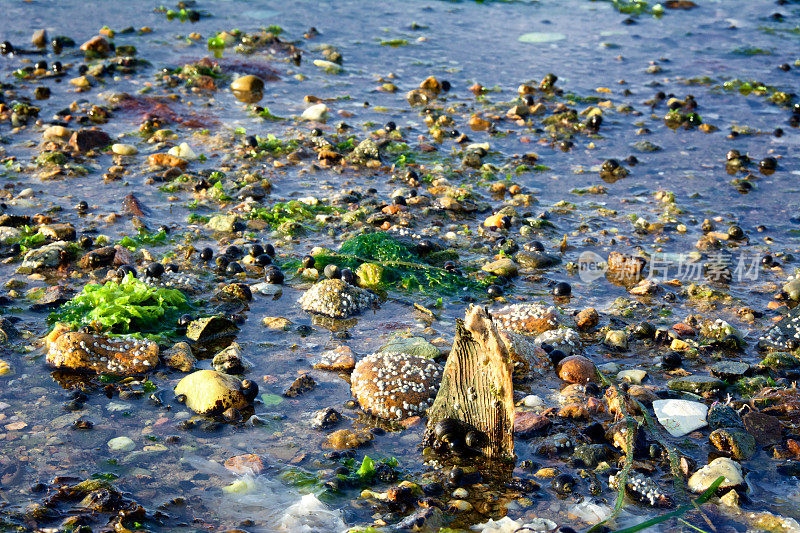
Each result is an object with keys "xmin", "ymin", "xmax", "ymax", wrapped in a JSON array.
[
  {"xmin": 46, "ymin": 326, "xmax": 159, "ymax": 375},
  {"xmin": 142, "ymin": 269, "xmax": 203, "ymax": 294},
  {"xmin": 498, "ymin": 330, "xmax": 550, "ymax": 379},
  {"xmin": 351, "ymin": 352, "xmax": 442, "ymax": 420},
  {"xmin": 609, "ymin": 471, "xmax": 672, "ymax": 507},
  {"xmin": 174, "ymin": 369, "xmax": 258, "ymax": 415},
  {"xmin": 299, "ymin": 279, "xmax": 379, "ymax": 319},
  {"xmin": 535, "ymin": 326, "xmax": 581, "ymax": 355},
  {"xmin": 492, "ymin": 303, "xmax": 560, "ymax": 336},
  {"xmin": 758, "ymin": 306, "xmax": 800, "ymax": 352}
]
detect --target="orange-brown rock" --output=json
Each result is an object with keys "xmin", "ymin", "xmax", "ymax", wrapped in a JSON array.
[
  {"xmin": 148, "ymin": 153, "xmax": 187, "ymax": 169},
  {"xmin": 46, "ymin": 327, "xmax": 159, "ymax": 375},
  {"xmin": 556, "ymin": 355, "xmax": 597, "ymax": 384}
]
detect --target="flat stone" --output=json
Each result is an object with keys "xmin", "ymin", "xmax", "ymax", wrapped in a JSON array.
[
  {"xmin": 667, "ymin": 375, "xmax": 725, "ymax": 395},
  {"xmin": 207, "ymin": 214, "xmax": 240, "ymax": 233},
  {"xmin": 743, "ymin": 411, "xmax": 783, "ymax": 445},
  {"xmin": 515, "ymin": 251, "xmax": 561, "ymax": 269},
  {"xmin": 482, "ymin": 258, "xmax": 519, "ymax": 277},
  {"xmin": 513, "ymin": 411, "xmax": 551, "ymax": 438},
  {"xmin": 617, "ymin": 369, "xmax": 646, "ymax": 385},
  {"xmin": 107, "ymin": 436, "xmax": 135, "ymax": 452},
  {"xmin": 652, "ymin": 399, "xmax": 708, "ymax": 437},
  {"xmin": 111, "ymin": 143, "xmax": 138, "ymax": 156},
  {"xmin": 378, "ymin": 336, "xmax": 440, "ymax": 359},
  {"xmin": 710, "ymin": 361, "xmax": 750, "ymax": 380}
]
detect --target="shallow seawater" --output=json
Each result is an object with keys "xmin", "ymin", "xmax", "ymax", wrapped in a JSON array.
[{"xmin": 0, "ymin": 0, "xmax": 799, "ymax": 531}]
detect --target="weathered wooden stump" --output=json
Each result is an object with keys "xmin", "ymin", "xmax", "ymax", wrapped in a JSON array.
[{"xmin": 424, "ymin": 305, "xmax": 515, "ymax": 460}]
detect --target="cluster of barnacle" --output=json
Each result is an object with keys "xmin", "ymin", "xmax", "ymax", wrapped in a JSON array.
[
  {"xmin": 609, "ymin": 471, "xmax": 672, "ymax": 508},
  {"xmin": 142, "ymin": 269, "xmax": 202, "ymax": 294},
  {"xmin": 431, "ymin": 417, "xmax": 486, "ymax": 457}
]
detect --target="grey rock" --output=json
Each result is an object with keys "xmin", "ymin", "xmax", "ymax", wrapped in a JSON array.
[
  {"xmin": 515, "ymin": 251, "xmax": 561, "ymax": 269},
  {"xmin": 707, "ymin": 403, "xmax": 744, "ymax": 431},
  {"xmin": 667, "ymin": 375, "xmax": 725, "ymax": 395}
]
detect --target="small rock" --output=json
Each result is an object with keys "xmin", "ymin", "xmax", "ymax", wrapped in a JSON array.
[
  {"xmin": 107, "ymin": 436, "xmax": 135, "ymax": 452},
  {"xmin": 299, "ymin": 279, "xmax": 379, "ymax": 319},
  {"xmin": 575, "ymin": 308, "xmax": 599, "ymax": 330},
  {"xmin": 311, "ymin": 407, "xmax": 341, "ymax": 430},
  {"xmin": 68, "ymin": 129, "xmax": 112, "ymax": 152},
  {"xmin": 743, "ymin": 411, "xmax": 783, "ymax": 445},
  {"xmin": 147, "ymin": 153, "xmax": 187, "ymax": 169},
  {"xmin": 515, "ymin": 251, "xmax": 561, "ymax": 269},
  {"xmin": 688, "ymin": 457, "xmax": 744, "ymax": 493},
  {"xmin": 668, "ymin": 375, "xmax": 725, "ymax": 395},
  {"xmin": 513, "ymin": 411, "xmax": 551, "ymax": 438},
  {"xmin": 482, "ymin": 258, "xmax": 519, "ymax": 277},
  {"xmin": 162, "ymin": 342, "xmax": 196, "ymax": 372},
  {"xmin": 556, "ymin": 355, "xmax": 598, "ymax": 384},
  {"xmin": 284, "ymin": 374, "xmax": 316, "ymax": 397},
  {"xmin": 604, "ymin": 330, "xmax": 628, "ymax": 350},
  {"xmin": 206, "ymin": 214, "xmax": 240, "ymax": 233},
  {"xmin": 707, "ymin": 403, "xmax": 744, "ymax": 431},
  {"xmin": 231, "ymin": 74, "xmax": 265, "ymax": 93},
  {"xmin": 174, "ymin": 370, "xmax": 257, "ymax": 415},
  {"xmin": 709, "ymin": 427, "xmax": 756, "ymax": 460},
  {"xmin": 167, "ymin": 142, "xmax": 198, "ymax": 161},
  {"xmin": 31, "ymin": 29, "xmax": 47, "ymax": 48},
  {"xmin": 111, "ymin": 143, "xmax": 138, "ymax": 156},
  {"xmin": 39, "ymin": 223, "xmax": 75, "ymax": 241},
  {"xmin": 710, "ymin": 361, "xmax": 750, "ymax": 380},
  {"xmin": 80, "ymin": 35, "xmax": 110, "ymax": 55},
  {"xmin": 617, "ymin": 369, "xmax": 646, "ymax": 385},
  {"xmin": 185, "ymin": 316, "xmax": 239, "ymax": 343},
  {"xmin": 46, "ymin": 328, "xmax": 158, "ymax": 375},
  {"xmin": 351, "ymin": 352, "xmax": 441, "ymax": 420},
  {"xmin": 262, "ymin": 316, "xmax": 294, "ymax": 331},
  {"xmin": 313, "ymin": 346, "xmax": 356, "ymax": 371},
  {"xmin": 224, "ymin": 454, "xmax": 265, "ymax": 475},
  {"xmin": 301, "ymin": 103, "xmax": 329, "ymax": 122},
  {"xmin": 326, "ymin": 428, "xmax": 373, "ymax": 450},
  {"xmin": 211, "ymin": 342, "xmax": 249, "ymax": 374}
]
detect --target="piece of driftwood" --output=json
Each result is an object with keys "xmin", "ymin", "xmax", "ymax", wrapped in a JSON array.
[{"xmin": 424, "ymin": 305, "xmax": 515, "ymax": 460}]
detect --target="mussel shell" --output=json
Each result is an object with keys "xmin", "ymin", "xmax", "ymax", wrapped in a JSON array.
[
  {"xmin": 434, "ymin": 417, "xmax": 462, "ymax": 440},
  {"xmin": 464, "ymin": 429, "xmax": 485, "ymax": 448}
]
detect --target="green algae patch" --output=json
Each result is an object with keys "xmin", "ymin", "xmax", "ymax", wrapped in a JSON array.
[
  {"xmin": 310, "ymin": 232, "xmax": 490, "ymax": 295},
  {"xmin": 48, "ymin": 274, "xmax": 190, "ymax": 334},
  {"xmin": 248, "ymin": 200, "xmax": 333, "ymax": 234}
]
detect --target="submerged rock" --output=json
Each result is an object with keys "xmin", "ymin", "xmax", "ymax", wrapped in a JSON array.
[
  {"xmin": 46, "ymin": 327, "xmax": 159, "ymax": 375},
  {"xmin": 211, "ymin": 342, "xmax": 249, "ymax": 374},
  {"xmin": 351, "ymin": 352, "xmax": 442, "ymax": 420},
  {"xmin": 20, "ymin": 241, "xmax": 72, "ymax": 272},
  {"xmin": 174, "ymin": 369, "xmax": 258, "ymax": 415},
  {"xmin": 162, "ymin": 342, "xmax": 196, "ymax": 372},
  {"xmin": 299, "ymin": 279, "xmax": 378, "ymax": 319},
  {"xmin": 688, "ymin": 457, "xmax": 744, "ymax": 493},
  {"xmin": 185, "ymin": 316, "xmax": 239, "ymax": 343}
]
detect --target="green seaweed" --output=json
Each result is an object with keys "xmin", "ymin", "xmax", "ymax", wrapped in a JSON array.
[
  {"xmin": 48, "ymin": 273, "xmax": 190, "ymax": 334},
  {"xmin": 248, "ymin": 200, "xmax": 333, "ymax": 234},
  {"xmin": 312, "ymin": 232, "xmax": 489, "ymax": 295}
]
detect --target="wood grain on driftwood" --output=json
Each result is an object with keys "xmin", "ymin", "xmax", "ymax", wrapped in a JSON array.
[{"xmin": 426, "ymin": 306, "xmax": 515, "ymax": 460}]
